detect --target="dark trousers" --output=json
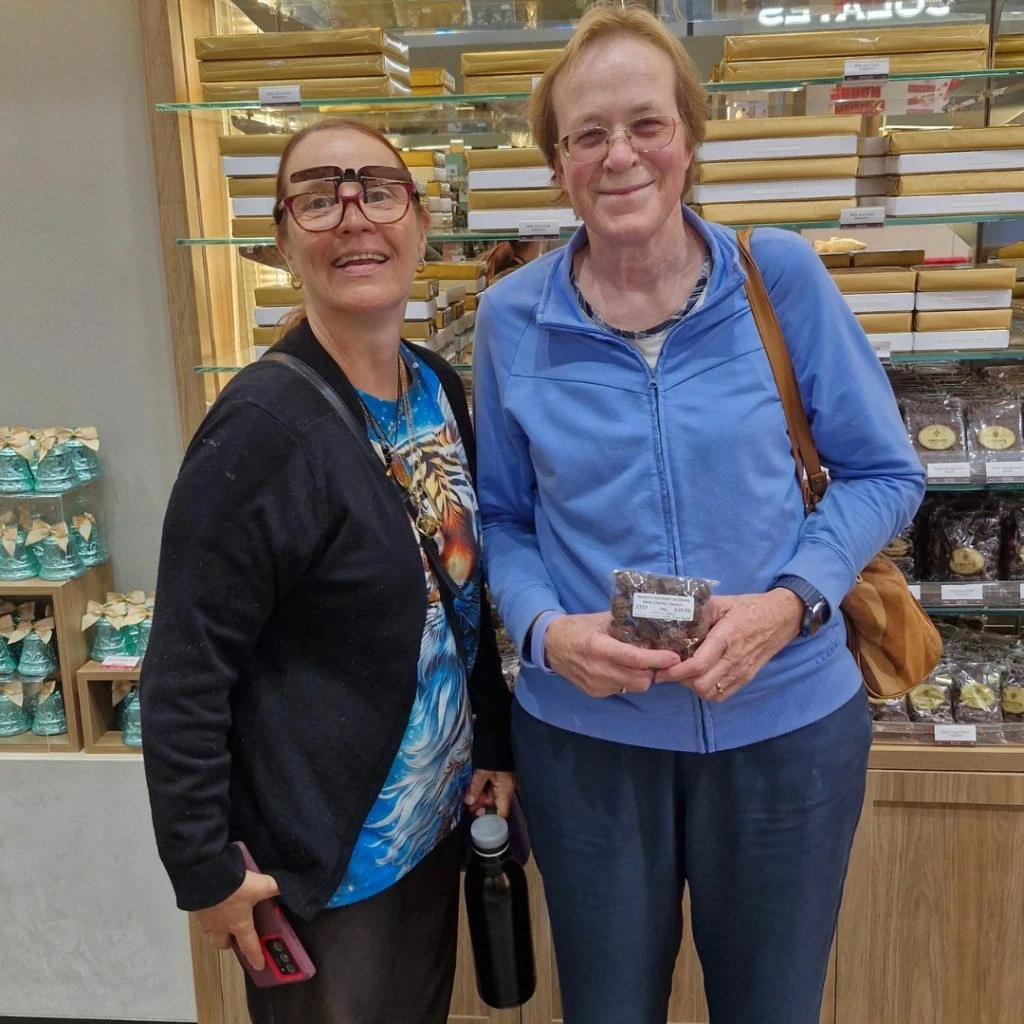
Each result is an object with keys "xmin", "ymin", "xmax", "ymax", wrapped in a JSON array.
[
  {"xmin": 245, "ymin": 828, "xmax": 460, "ymax": 1024},
  {"xmin": 512, "ymin": 690, "xmax": 872, "ymax": 1024}
]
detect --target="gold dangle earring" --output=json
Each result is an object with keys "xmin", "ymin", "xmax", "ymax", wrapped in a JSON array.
[
  {"xmin": 290, "ymin": 273, "xmax": 303, "ymax": 290},
  {"xmin": 415, "ymin": 258, "xmax": 426, "ymax": 273}
]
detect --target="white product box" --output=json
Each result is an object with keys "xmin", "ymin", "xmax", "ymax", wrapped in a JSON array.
[
  {"xmin": 913, "ymin": 329, "xmax": 1010, "ymax": 351},
  {"xmin": 690, "ymin": 178, "xmax": 857, "ymax": 204},
  {"xmin": 868, "ymin": 332, "xmax": 913, "ymax": 355},
  {"xmin": 696, "ymin": 135, "xmax": 859, "ymax": 163},
  {"xmin": 439, "ymin": 275, "xmax": 487, "ymax": 295},
  {"xmin": 427, "ymin": 196, "xmax": 454, "ymax": 213},
  {"xmin": 467, "ymin": 167, "xmax": 554, "ymax": 190},
  {"xmin": 914, "ymin": 289, "xmax": 1013, "ymax": 311},
  {"xmin": 885, "ymin": 149, "xmax": 1024, "ymax": 174},
  {"xmin": 405, "ymin": 299, "xmax": 438, "ymax": 320},
  {"xmin": 223, "ymin": 155, "xmax": 281, "ymax": 176},
  {"xmin": 885, "ymin": 193, "xmax": 1024, "ymax": 216},
  {"xmin": 436, "ymin": 284, "xmax": 465, "ymax": 309},
  {"xmin": 455, "ymin": 311, "xmax": 476, "ymax": 334},
  {"xmin": 843, "ymin": 292, "xmax": 916, "ymax": 314},
  {"xmin": 232, "ymin": 197, "xmax": 275, "ymax": 217},
  {"xmin": 467, "ymin": 208, "xmax": 582, "ymax": 231},
  {"xmin": 436, "ymin": 324, "xmax": 456, "ymax": 347}
]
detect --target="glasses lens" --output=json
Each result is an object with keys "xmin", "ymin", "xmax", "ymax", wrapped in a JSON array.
[
  {"xmin": 565, "ymin": 127, "xmax": 609, "ymax": 163},
  {"xmin": 291, "ymin": 191, "xmax": 341, "ymax": 229},
  {"xmin": 629, "ymin": 116, "xmax": 676, "ymax": 152},
  {"xmin": 361, "ymin": 181, "xmax": 411, "ymax": 223}
]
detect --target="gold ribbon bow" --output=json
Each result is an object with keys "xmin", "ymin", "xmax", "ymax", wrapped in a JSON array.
[
  {"xmin": 0, "ymin": 426, "xmax": 34, "ymax": 460},
  {"xmin": 29, "ymin": 617, "xmax": 55, "ymax": 647},
  {"xmin": 34, "ymin": 427, "xmax": 62, "ymax": 461},
  {"xmin": 0, "ymin": 614, "xmax": 30, "ymax": 646},
  {"xmin": 37, "ymin": 680, "xmax": 57, "ymax": 703},
  {"xmin": 70, "ymin": 426, "xmax": 100, "ymax": 451},
  {"xmin": 1, "ymin": 525, "xmax": 19, "ymax": 557},
  {"xmin": 72, "ymin": 513, "xmax": 96, "ymax": 542},
  {"xmin": 1, "ymin": 681, "xmax": 24, "ymax": 707},
  {"xmin": 81, "ymin": 600, "xmax": 106, "ymax": 632},
  {"xmin": 103, "ymin": 592, "xmax": 146, "ymax": 627},
  {"xmin": 26, "ymin": 519, "xmax": 70, "ymax": 552},
  {"xmin": 112, "ymin": 681, "xmax": 135, "ymax": 706}
]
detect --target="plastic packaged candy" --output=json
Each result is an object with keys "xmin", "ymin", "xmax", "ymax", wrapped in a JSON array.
[
  {"xmin": 0, "ymin": 682, "xmax": 30, "ymax": 737},
  {"xmin": 16, "ymin": 619, "xmax": 58, "ymax": 680},
  {"xmin": 0, "ymin": 427, "xmax": 35, "ymax": 494},
  {"xmin": 908, "ymin": 662, "xmax": 954, "ymax": 724},
  {"xmin": 71, "ymin": 512, "xmax": 108, "ymax": 568},
  {"xmin": 0, "ymin": 514, "xmax": 40, "ymax": 581},
  {"xmin": 32, "ymin": 428, "xmax": 78, "ymax": 493},
  {"xmin": 120, "ymin": 687, "xmax": 142, "ymax": 748},
  {"xmin": 952, "ymin": 661, "xmax": 1003, "ymax": 724},
  {"xmin": 65, "ymin": 427, "xmax": 102, "ymax": 485},
  {"xmin": 26, "ymin": 519, "xmax": 85, "ymax": 581},
  {"xmin": 869, "ymin": 695, "xmax": 910, "ymax": 722},
  {"xmin": 609, "ymin": 569, "xmax": 716, "ymax": 660},
  {"xmin": 31, "ymin": 681, "xmax": 67, "ymax": 737},
  {"xmin": 1002, "ymin": 659, "xmax": 1024, "ymax": 723}
]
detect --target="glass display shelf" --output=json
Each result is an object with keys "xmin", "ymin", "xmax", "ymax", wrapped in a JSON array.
[
  {"xmin": 891, "ymin": 350, "xmax": 1024, "ymax": 364},
  {"xmin": 923, "ymin": 606, "xmax": 1024, "ymax": 615},
  {"xmin": 926, "ymin": 482, "xmax": 1024, "ymax": 492}
]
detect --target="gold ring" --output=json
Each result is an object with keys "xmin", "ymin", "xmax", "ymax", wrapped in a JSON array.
[
  {"xmin": 715, "ymin": 682, "xmax": 725, "ymax": 695},
  {"xmin": 620, "ymin": 686, "xmax": 627, "ymax": 695}
]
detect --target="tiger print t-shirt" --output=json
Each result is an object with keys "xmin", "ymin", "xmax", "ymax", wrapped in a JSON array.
[{"xmin": 327, "ymin": 351, "xmax": 479, "ymax": 907}]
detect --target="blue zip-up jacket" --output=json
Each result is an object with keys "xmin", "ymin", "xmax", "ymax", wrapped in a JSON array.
[{"xmin": 473, "ymin": 209, "xmax": 926, "ymax": 753}]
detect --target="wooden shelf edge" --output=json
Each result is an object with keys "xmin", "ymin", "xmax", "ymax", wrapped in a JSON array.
[
  {"xmin": 0, "ymin": 577, "xmax": 70, "ymax": 596},
  {"xmin": 76, "ymin": 660, "xmax": 143, "ymax": 682},
  {"xmin": 870, "ymin": 741, "xmax": 1024, "ymax": 772},
  {"xmin": 0, "ymin": 731, "xmax": 80, "ymax": 754},
  {"xmin": 85, "ymin": 730, "xmax": 142, "ymax": 757}
]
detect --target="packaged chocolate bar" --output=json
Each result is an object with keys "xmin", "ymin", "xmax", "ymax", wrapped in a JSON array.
[
  {"xmin": 903, "ymin": 396, "xmax": 967, "ymax": 457},
  {"xmin": 966, "ymin": 396, "xmax": 1023, "ymax": 474},
  {"xmin": 869, "ymin": 696, "xmax": 910, "ymax": 722},
  {"xmin": 928, "ymin": 504, "xmax": 1002, "ymax": 581},
  {"xmin": 952, "ymin": 661, "xmax": 1003, "ymax": 724},
  {"xmin": 1001, "ymin": 659, "xmax": 1024, "ymax": 723},
  {"xmin": 609, "ymin": 570, "xmax": 715, "ymax": 660},
  {"xmin": 882, "ymin": 521, "xmax": 918, "ymax": 581},
  {"xmin": 908, "ymin": 663, "xmax": 954, "ymax": 724}
]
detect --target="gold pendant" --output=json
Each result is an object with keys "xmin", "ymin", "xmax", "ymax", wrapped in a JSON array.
[
  {"xmin": 416, "ymin": 513, "xmax": 439, "ymax": 538},
  {"xmin": 390, "ymin": 453, "xmax": 412, "ymax": 490}
]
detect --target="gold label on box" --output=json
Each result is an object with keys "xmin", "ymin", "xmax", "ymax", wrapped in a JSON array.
[
  {"xmin": 918, "ymin": 425, "xmax": 957, "ymax": 451},
  {"xmin": 950, "ymin": 548, "xmax": 985, "ymax": 576},
  {"xmin": 978, "ymin": 426, "xmax": 1017, "ymax": 450},
  {"xmin": 960, "ymin": 683, "xmax": 997, "ymax": 710},
  {"xmin": 910, "ymin": 684, "xmax": 946, "ymax": 712},
  {"xmin": 1004, "ymin": 687, "xmax": 1024, "ymax": 714},
  {"xmin": 883, "ymin": 537, "xmax": 910, "ymax": 558}
]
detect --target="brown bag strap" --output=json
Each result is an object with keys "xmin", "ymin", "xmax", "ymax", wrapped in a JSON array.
[{"xmin": 736, "ymin": 228, "xmax": 829, "ymax": 514}]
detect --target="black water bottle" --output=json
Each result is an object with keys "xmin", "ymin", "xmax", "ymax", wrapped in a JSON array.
[{"xmin": 464, "ymin": 812, "xmax": 536, "ymax": 1008}]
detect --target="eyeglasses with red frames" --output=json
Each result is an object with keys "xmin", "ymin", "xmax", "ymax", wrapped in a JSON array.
[{"xmin": 275, "ymin": 164, "xmax": 418, "ymax": 232}]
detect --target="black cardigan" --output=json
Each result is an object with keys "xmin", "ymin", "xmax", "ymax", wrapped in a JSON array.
[{"xmin": 141, "ymin": 321, "xmax": 513, "ymax": 921}]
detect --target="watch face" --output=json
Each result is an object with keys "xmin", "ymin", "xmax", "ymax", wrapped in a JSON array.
[{"xmin": 802, "ymin": 600, "xmax": 827, "ymax": 637}]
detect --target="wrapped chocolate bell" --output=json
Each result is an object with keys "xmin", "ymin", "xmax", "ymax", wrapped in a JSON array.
[
  {"xmin": 120, "ymin": 686, "xmax": 142, "ymax": 748},
  {"xmin": 66, "ymin": 426, "xmax": 102, "ymax": 485},
  {"xmin": 0, "ymin": 513, "xmax": 39, "ymax": 581},
  {"xmin": 0, "ymin": 427, "xmax": 35, "ymax": 494},
  {"xmin": 26, "ymin": 519, "xmax": 85, "ymax": 581},
  {"xmin": 32, "ymin": 428, "xmax": 78, "ymax": 493},
  {"xmin": 16, "ymin": 618, "xmax": 58, "ymax": 680},
  {"xmin": 82, "ymin": 600, "xmax": 133, "ymax": 661},
  {"xmin": 0, "ymin": 682, "xmax": 30, "ymax": 737},
  {"xmin": 31, "ymin": 681, "xmax": 67, "ymax": 737},
  {"xmin": 71, "ymin": 513, "xmax": 108, "ymax": 568}
]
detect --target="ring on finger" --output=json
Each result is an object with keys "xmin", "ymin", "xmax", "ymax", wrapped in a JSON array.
[
  {"xmin": 619, "ymin": 686, "xmax": 627, "ymax": 695},
  {"xmin": 715, "ymin": 681, "xmax": 725, "ymax": 695}
]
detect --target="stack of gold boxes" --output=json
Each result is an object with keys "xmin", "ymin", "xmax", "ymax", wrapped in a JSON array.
[
  {"xmin": 464, "ymin": 147, "xmax": 576, "ymax": 232},
  {"xmin": 995, "ymin": 34, "xmax": 1024, "ymax": 69},
  {"xmin": 460, "ymin": 49, "xmax": 560, "ymax": 94},
  {"xmin": 713, "ymin": 25, "xmax": 989, "ymax": 82},
  {"xmin": 416, "ymin": 262, "xmax": 486, "ymax": 355},
  {"xmin": 881, "ymin": 127, "xmax": 1024, "ymax": 217},
  {"xmin": 691, "ymin": 115, "xmax": 879, "ymax": 225},
  {"xmin": 830, "ymin": 267, "xmax": 917, "ymax": 355},
  {"xmin": 195, "ymin": 29, "xmax": 412, "ymax": 102},
  {"xmin": 912, "ymin": 265, "xmax": 1015, "ymax": 353},
  {"xmin": 408, "ymin": 67, "xmax": 456, "ymax": 96},
  {"xmin": 222, "ymin": 140, "xmax": 452, "ymax": 238}
]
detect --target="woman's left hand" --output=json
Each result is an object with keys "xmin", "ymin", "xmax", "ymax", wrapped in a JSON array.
[
  {"xmin": 465, "ymin": 769, "xmax": 517, "ymax": 817},
  {"xmin": 654, "ymin": 591, "xmax": 804, "ymax": 701}
]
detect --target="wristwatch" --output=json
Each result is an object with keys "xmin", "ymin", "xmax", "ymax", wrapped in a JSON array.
[{"xmin": 771, "ymin": 575, "xmax": 830, "ymax": 637}]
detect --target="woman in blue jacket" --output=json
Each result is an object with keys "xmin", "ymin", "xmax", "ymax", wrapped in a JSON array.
[{"xmin": 473, "ymin": 7, "xmax": 925, "ymax": 1024}]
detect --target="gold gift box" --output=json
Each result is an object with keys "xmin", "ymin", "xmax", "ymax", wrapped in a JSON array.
[
  {"xmin": 463, "ymin": 73, "xmax": 537, "ymax": 94},
  {"xmin": 195, "ymin": 29, "xmax": 408, "ymax": 62},
  {"xmin": 723, "ymin": 25, "xmax": 989, "ymax": 61},
  {"xmin": 915, "ymin": 266, "xmax": 1016, "ymax": 291},
  {"xmin": 435, "ymin": 306, "xmax": 455, "ymax": 329},
  {"xmin": 704, "ymin": 115, "xmax": 868, "ymax": 142},
  {"xmin": 693, "ymin": 199, "xmax": 850, "ymax": 225},
  {"xmin": 253, "ymin": 326, "xmax": 278, "ymax": 347},
  {"xmin": 401, "ymin": 150, "xmax": 445, "ymax": 168},
  {"xmin": 852, "ymin": 250, "xmax": 925, "ymax": 268},
  {"xmin": 425, "ymin": 181, "xmax": 452, "ymax": 198},
  {"xmin": 995, "ymin": 54, "xmax": 1024, "ymax": 69},
  {"xmin": 231, "ymin": 217, "xmax": 276, "ymax": 238},
  {"xmin": 409, "ymin": 67, "xmax": 456, "ymax": 90},
  {"xmin": 202, "ymin": 77, "xmax": 411, "ymax": 102},
  {"xmin": 228, "ymin": 177, "xmax": 277, "ymax": 197},
  {"xmin": 889, "ymin": 126, "xmax": 1024, "ymax": 154},
  {"xmin": 998, "ymin": 242, "xmax": 1024, "ymax": 259},
  {"xmin": 198, "ymin": 54, "xmax": 409, "ymax": 84},
  {"xmin": 894, "ymin": 171, "xmax": 1024, "ymax": 196},
  {"xmin": 460, "ymin": 49, "xmax": 561, "ymax": 76},
  {"xmin": 468, "ymin": 188, "xmax": 568, "ymax": 210},
  {"xmin": 255, "ymin": 285, "xmax": 303, "ymax": 306},
  {"xmin": 914, "ymin": 309, "xmax": 1013, "ymax": 331},
  {"xmin": 695, "ymin": 156, "xmax": 859, "ymax": 184},
  {"xmin": 856, "ymin": 313, "xmax": 913, "ymax": 333},
  {"xmin": 466, "ymin": 147, "xmax": 546, "ymax": 169},
  {"xmin": 417, "ymin": 262, "xmax": 487, "ymax": 281},
  {"xmin": 403, "ymin": 320, "xmax": 437, "ymax": 342},
  {"xmin": 830, "ymin": 268, "xmax": 918, "ymax": 294},
  {"xmin": 819, "ymin": 253, "xmax": 851, "ymax": 269},
  {"xmin": 410, "ymin": 85, "xmax": 455, "ymax": 96},
  {"xmin": 465, "ymin": 293, "xmax": 478, "ymax": 312},
  {"xmin": 721, "ymin": 50, "xmax": 986, "ymax": 83},
  {"xmin": 996, "ymin": 35, "xmax": 1024, "ymax": 54}
]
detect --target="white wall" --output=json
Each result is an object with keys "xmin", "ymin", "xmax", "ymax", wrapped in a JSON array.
[
  {"xmin": 0, "ymin": 3, "xmax": 195, "ymax": 1020},
  {"xmin": 0, "ymin": 0, "xmax": 183, "ymax": 592}
]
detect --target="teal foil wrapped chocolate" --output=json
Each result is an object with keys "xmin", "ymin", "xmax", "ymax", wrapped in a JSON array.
[
  {"xmin": 0, "ymin": 684, "xmax": 30, "ymax": 737},
  {"xmin": 0, "ymin": 448, "xmax": 34, "ymax": 494},
  {"xmin": 17, "ymin": 625, "xmax": 58, "ymax": 680},
  {"xmin": 27, "ymin": 521, "xmax": 85, "ymax": 581},
  {"xmin": 32, "ymin": 430, "xmax": 78, "ymax": 493},
  {"xmin": 31, "ymin": 682, "xmax": 67, "ymax": 737},
  {"xmin": 72, "ymin": 513, "xmax": 108, "ymax": 568},
  {"xmin": 0, "ymin": 637, "xmax": 15, "ymax": 678},
  {"xmin": 67, "ymin": 428, "xmax": 102, "ymax": 485},
  {"xmin": 135, "ymin": 616, "xmax": 152, "ymax": 658},
  {"xmin": 121, "ymin": 687, "xmax": 142, "ymax": 747},
  {"xmin": 0, "ymin": 522, "xmax": 39, "ymax": 580},
  {"xmin": 89, "ymin": 616, "xmax": 132, "ymax": 661}
]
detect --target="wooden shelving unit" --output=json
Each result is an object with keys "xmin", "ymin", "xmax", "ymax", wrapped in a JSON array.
[{"xmin": 76, "ymin": 659, "xmax": 143, "ymax": 756}]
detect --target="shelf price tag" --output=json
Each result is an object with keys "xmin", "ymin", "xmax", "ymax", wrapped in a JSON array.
[
  {"xmin": 518, "ymin": 217, "xmax": 561, "ymax": 241},
  {"xmin": 926, "ymin": 462, "xmax": 971, "ymax": 481},
  {"xmin": 259, "ymin": 85, "xmax": 302, "ymax": 108},
  {"xmin": 844, "ymin": 57, "xmax": 890, "ymax": 83},
  {"xmin": 102, "ymin": 655, "xmax": 141, "ymax": 670},
  {"xmin": 909, "ymin": 584, "xmax": 922, "ymax": 600},
  {"xmin": 986, "ymin": 461, "xmax": 1024, "ymax": 481},
  {"xmin": 940, "ymin": 583, "xmax": 985, "ymax": 603},
  {"xmin": 934, "ymin": 723, "xmax": 977, "ymax": 745},
  {"xmin": 840, "ymin": 206, "xmax": 886, "ymax": 228}
]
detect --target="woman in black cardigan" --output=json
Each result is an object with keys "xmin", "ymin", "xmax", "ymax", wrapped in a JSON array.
[{"xmin": 141, "ymin": 118, "xmax": 515, "ymax": 1024}]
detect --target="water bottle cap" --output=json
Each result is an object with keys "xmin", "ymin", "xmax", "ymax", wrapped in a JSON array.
[{"xmin": 470, "ymin": 813, "xmax": 509, "ymax": 852}]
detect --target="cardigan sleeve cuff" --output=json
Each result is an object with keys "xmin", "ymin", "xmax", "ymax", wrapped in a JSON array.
[{"xmin": 166, "ymin": 845, "xmax": 247, "ymax": 913}]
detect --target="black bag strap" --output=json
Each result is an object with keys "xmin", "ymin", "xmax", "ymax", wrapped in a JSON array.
[{"xmin": 263, "ymin": 351, "xmax": 468, "ymax": 663}]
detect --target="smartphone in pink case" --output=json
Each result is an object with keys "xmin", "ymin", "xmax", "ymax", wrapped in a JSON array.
[{"xmin": 232, "ymin": 841, "xmax": 316, "ymax": 987}]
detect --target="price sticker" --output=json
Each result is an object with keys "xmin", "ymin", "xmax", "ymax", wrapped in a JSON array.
[
  {"xmin": 909, "ymin": 584, "xmax": 921, "ymax": 600},
  {"xmin": 934, "ymin": 724, "xmax": 977, "ymax": 745},
  {"xmin": 986, "ymin": 461, "xmax": 1024, "ymax": 480},
  {"xmin": 940, "ymin": 583, "xmax": 984, "ymax": 602},
  {"xmin": 840, "ymin": 206, "xmax": 886, "ymax": 228},
  {"xmin": 259, "ymin": 85, "xmax": 302, "ymax": 108},
  {"xmin": 844, "ymin": 57, "xmax": 890, "ymax": 82},
  {"xmin": 518, "ymin": 217, "xmax": 561, "ymax": 240},
  {"xmin": 926, "ymin": 462, "xmax": 971, "ymax": 481},
  {"xmin": 102, "ymin": 656, "xmax": 141, "ymax": 670}
]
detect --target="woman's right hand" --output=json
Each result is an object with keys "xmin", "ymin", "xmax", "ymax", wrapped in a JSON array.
[
  {"xmin": 192, "ymin": 871, "xmax": 281, "ymax": 971},
  {"xmin": 544, "ymin": 612, "xmax": 681, "ymax": 699}
]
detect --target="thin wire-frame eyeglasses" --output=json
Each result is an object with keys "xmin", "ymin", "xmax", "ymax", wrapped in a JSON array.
[{"xmin": 557, "ymin": 116, "xmax": 681, "ymax": 164}]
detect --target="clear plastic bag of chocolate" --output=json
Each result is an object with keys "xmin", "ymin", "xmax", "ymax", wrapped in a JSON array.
[
  {"xmin": 1002, "ymin": 659, "xmax": 1024, "ymax": 724},
  {"xmin": 908, "ymin": 662, "xmax": 954, "ymax": 724},
  {"xmin": 928, "ymin": 504, "xmax": 1002, "ymax": 581},
  {"xmin": 881, "ymin": 520, "xmax": 917, "ymax": 582},
  {"xmin": 869, "ymin": 696, "xmax": 910, "ymax": 722},
  {"xmin": 966, "ymin": 396, "xmax": 1024, "ymax": 483},
  {"xmin": 609, "ymin": 570, "xmax": 716, "ymax": 660},
  {"xmin": 952, "ymin": 661, "xmax": 1003, "ymax": 724},
  {"xmin": 1003, "ymin": 500, "xmax": 1024, "ymax": 580},
  {"xmin": 902, "ymin": 396, "xmax": 968, "ymax": 482}
]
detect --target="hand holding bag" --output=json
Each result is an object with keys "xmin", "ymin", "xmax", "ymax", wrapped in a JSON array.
[{"xmin": 736, "ymin": 229, "xmax": 941, "ymax": 699}]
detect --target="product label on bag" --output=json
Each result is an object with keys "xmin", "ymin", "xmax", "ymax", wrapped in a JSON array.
[
  {"xmin": 934, "ymin": 724, "xmax": 977, "ymax": 744},
  {"xmin": 986, "ymin": 461, "xmax": 1024, "ymax": 480},
  {"xmin": 632, "ymin": 593, "xmax": 695, "ymax": 622},
  {"xmin": 926, "ymin": 461, "xmax": 971, "ymax": 480},
  {"xmin": 940, "ymin": 583, "xmax": 984, "ymax": 602}
]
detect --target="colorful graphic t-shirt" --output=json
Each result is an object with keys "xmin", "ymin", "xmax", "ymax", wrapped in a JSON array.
[{"xmin": 327, "ymin": 352, "xmax": 479, "ymax": 907}]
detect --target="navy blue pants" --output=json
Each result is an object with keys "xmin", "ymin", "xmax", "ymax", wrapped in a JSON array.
[{"xmin": 512, "ymin": 690, "xmax": 872, "ymax": 1024}]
